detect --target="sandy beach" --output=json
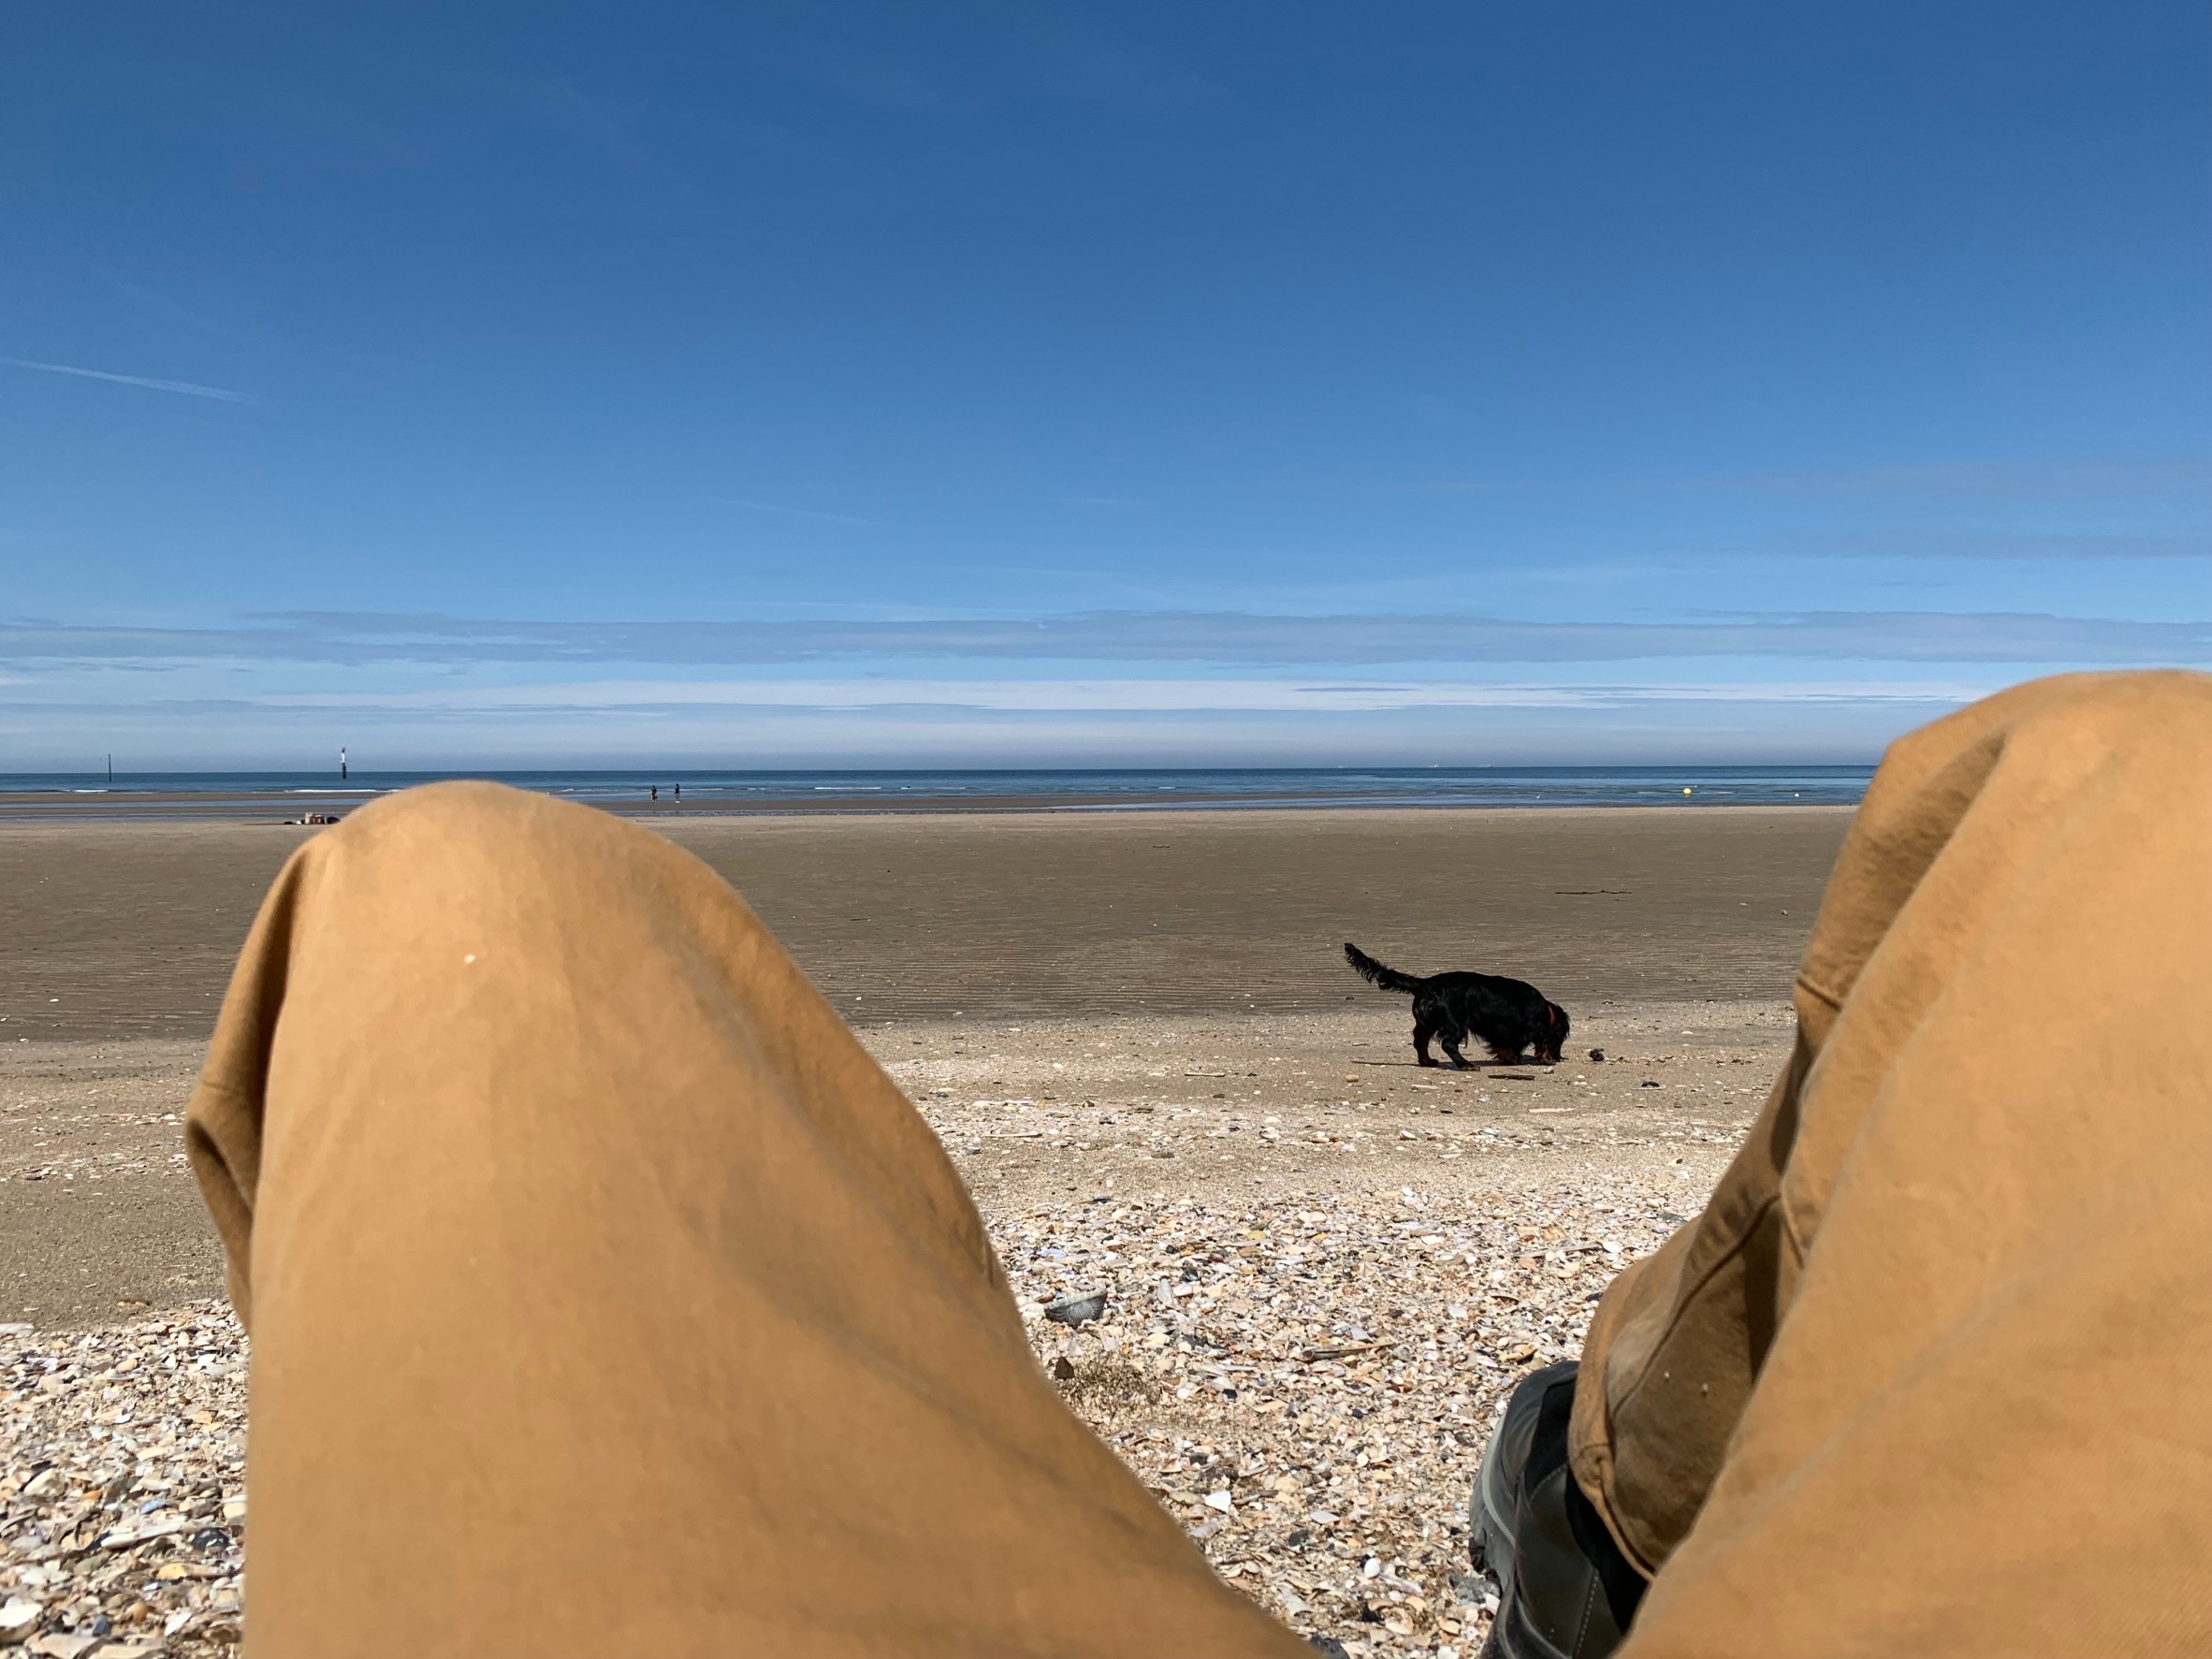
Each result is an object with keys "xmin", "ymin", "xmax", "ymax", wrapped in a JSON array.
[
  {"xmin": 0, "ymin": 803, "xmax": 1844, "ymax": 1041},
  {"xmin": 0, "ymin": 804, "xmax": 1849, "ymax": 1656}
]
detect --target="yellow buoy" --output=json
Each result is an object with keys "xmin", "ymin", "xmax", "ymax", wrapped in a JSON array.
[{"xmin": 1682, "ymin": 786, "xmax": 1693, "ymax": 795}]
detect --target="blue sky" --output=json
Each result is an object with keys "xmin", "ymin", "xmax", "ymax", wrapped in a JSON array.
[{"xmin": 2, "ymin": 1, "xmax": 2206, "ymax": 768}]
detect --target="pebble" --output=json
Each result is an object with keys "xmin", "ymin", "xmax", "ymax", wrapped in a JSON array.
[{"xmin": 1044, "ymin": 1291, "xmax": 1109, "ymax": 1328}]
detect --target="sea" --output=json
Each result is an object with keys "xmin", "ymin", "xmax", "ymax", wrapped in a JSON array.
[{"xmin": 0, "ymin": 765, "xmax": 1872, "ymax": 820}]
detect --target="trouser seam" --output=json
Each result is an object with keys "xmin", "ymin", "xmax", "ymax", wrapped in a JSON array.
[
  {"xmin": 1589, "ymin": 1191, "xmax": 1784, "ymax": 1574},
  {"xmin": 1795, "ymin": 972, "xmax": 1843, "ymax": 1014},
  {"xmin": 1604, "ymin": 1190, "xmax": 1782, "ymax": 1424}
]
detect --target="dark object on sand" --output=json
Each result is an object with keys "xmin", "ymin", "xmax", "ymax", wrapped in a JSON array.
[
  {"xmin": 1589, "ymin": 1048, "xmax": 1606, "ymax": 1063},
  {"xmin": 1044, "ymin": 1290, "xmax": 1107, "ymax": 1327},
  {"xmin": 1050, "ymin": 1356, "xmax": 1077, "ymax": 1380},
  {"xmin": 1343, "ymin": 943, "xmax": 1570, "ymax": 1067}
]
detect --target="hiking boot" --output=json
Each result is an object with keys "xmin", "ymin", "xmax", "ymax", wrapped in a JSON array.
[{"xmin": 1469, "ymin": 1361, "xmax": 1647, "ymax": 1659}]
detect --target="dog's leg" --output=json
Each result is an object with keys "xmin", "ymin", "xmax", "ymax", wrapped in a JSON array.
[
  {"xmin": 1441, "ymin": 1031, "xmax": 1473, "ymax": 1070},
  {"xmin": 1412, "ymin": 997, "xmax": 1445, "ymax": 1067}
]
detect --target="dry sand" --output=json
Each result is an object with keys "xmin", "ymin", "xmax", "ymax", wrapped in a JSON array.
[{"xmin": 0, "ymin": 805, "xmax": 1848, "ymax": 1656}]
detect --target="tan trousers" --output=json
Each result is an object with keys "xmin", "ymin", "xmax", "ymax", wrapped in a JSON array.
[{"xmin": 187, "ymin": 671, "xmax": 2212, "ymax": 1657}]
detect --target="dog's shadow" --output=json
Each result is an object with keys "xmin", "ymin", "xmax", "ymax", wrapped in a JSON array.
[{"xmin": 1346, "ymin": 1055, "xmax": 1556, "ymax": 1073}]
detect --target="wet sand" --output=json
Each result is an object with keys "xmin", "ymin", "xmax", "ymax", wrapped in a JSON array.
[
  {"xmin": 0, "ymin": 806, "xmax": 1848, "ymax": 1039},
  {"xmin": 0, "ymin": 806, "xmax": 1850, "ymax": 1326}
]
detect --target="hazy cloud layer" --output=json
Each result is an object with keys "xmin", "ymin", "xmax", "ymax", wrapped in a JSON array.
[
  {"xmin": 17, "ymin": 677, "xmax": 1982, "ymax": 715},
  {"xmin": 7, "ymin": 606, "xmax": 2200, "ymax": 768},
  {"xmin": 5, "ymin": 607, "xmax": 2209, "ymax": 670},
  {"xmin": 0, "ymin": 688, "xmax": 1978, "ymax": 769}
]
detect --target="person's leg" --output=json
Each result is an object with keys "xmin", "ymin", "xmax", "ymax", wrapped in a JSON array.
[
  {"xmin": 185, "ymin": 782, "xmax": 1305, "ymax": 1659},
  {"xmin": 1560, "ymin": 670, "xmax": 2212, "ymax": 1655}
]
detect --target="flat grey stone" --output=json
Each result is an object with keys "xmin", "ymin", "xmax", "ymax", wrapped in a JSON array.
[{"xmin": 1043, "ymin": 1290, "xmax": 1107, "ymax": 1327}]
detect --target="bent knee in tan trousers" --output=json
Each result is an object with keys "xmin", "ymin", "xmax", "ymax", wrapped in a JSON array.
[
  {"xmin": 1580, "ymin": 670, "xmax": 2212, "ymax": 1656},
  {"xmin": 185, "ymin": 780, "xmax": 1309, "ymax": 1658},
  {"xmin": 187, "ymin": 670, "xmax": 2212, "ymax": 1656}
]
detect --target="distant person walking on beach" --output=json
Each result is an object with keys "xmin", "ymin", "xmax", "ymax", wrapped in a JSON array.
[{"xmin": 185, "ymin": 672, "xmax": 2212, "ymax": 1659}]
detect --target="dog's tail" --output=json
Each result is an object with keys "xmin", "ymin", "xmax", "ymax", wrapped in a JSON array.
[{"xmin": 1344, "ymin": 942, "xmax": 1424, "ymax": 995}]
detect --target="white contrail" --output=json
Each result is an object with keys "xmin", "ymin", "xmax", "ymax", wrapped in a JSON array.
[{"xmin": 0, "ymin": 356, "xmax": 252, "ymax": 402}]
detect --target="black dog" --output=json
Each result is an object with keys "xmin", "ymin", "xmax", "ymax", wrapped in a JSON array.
[{"xmin": 1344, "ymin": 942, "xmax": 1570, "ymax": 1067}]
